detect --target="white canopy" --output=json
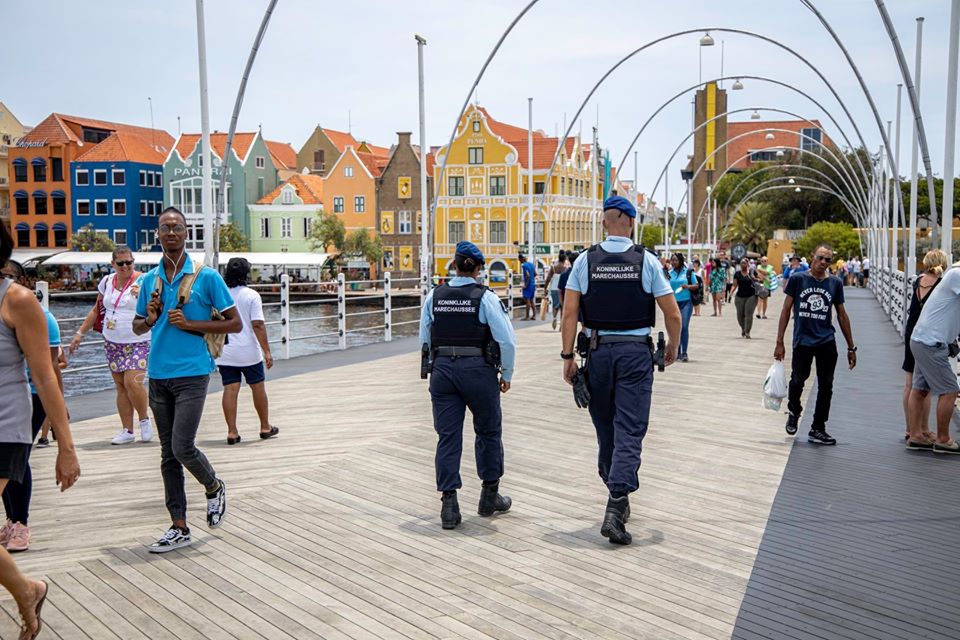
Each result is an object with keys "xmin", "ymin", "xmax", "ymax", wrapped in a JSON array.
[
  {"xmin": 39, "ymin": 251, "xmax": 333, "ymax": 268},
  {"xmin": 10, "ymin": 249, "xmax": 66, "ymax": 265}
]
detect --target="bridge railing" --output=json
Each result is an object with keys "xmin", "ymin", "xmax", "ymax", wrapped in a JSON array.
[{"xmin": 871, "ymin": 266, "xmax": 908, "ymax": 337}]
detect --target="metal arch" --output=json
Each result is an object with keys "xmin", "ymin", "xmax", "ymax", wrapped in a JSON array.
[
  {"xmin": 727, "ymin": 175, "xmax": 862, "ymax": 225},
  {"xmin": 727, "ymin": 182, "xmax": 863, "ymax": 229},
  {"xmin": 721, "ymin": 163, "xmax": 856, "ymax": 212}
]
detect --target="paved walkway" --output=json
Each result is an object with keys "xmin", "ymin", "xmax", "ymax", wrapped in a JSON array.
[{"xmin": 2, "ymin": 289, "xmax": 953, "ymax": 639}]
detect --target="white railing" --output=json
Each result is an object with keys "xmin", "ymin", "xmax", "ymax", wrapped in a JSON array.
[{"xmin": 872, "ymin": 265, "xmax": 908, "ymax": 337}]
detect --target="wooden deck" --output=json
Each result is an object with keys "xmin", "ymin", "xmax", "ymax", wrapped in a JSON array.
[{"xmin": 4, "ymin": 306, "xmax": 796, "ymax": 639}]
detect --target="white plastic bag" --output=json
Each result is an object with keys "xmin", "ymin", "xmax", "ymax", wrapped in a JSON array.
[{"xmin": 762, "ymin": 360, "xmax": 788, "ymax": 411}]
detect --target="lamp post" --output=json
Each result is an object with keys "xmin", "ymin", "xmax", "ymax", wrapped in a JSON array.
[
  {"xmin": 416, "ymin": 34, "xmax": 429, "ymax": 298},
  {"xmin": 195, "ymin": 0, "xmax": 213, "ymax": 266},
  {"xmin": 527, "ymin": 97, "xmax": 534, "ymax": 266},
  {"xmin": 908, "ymin": 18, "xmax": 924, "ymax": 277},
  {"xmin": 941, "ymin": 0, "xmax": 960, "ymax": 259},
  {"xmin": 699, "ymin": 31, "xmax": 714, "ymax": 85}
]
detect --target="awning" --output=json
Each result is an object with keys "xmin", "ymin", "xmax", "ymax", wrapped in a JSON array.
[
  {"xmin": 219, "ymin": 252, "xmax": 334, "ymax": 267},
  {"xmin": 34, "ymin": 223, "xmax": 48, "ymax": 231},
  {"xmin": 30, "ymin": 157, "xmax": 46, "ymax": 166},
  {"xmin": 32, "ymin": 190, "xmax": 46, "ymax": 198},
  {"xmin": 52, "ymin": 223, "xmax": 67, "ymax": 231},
  {"xmin": 14, "ymin": 223, "xmax": 29, "ymax": 231},
  {"xmin": 39, "ymin": 251, "xmax": 334, "ymax": 268},
  {"xmin": 11, "ymin": 158, "xmax": 26, "ymax": 167},
  {"xmin": 13, "ymin": 190, "xmax": 27, "ymax": 199},
  {"xmin": 10, "ymin": 249, "xmax": 65, "ymax": 265},
  {"xmin": 51, "ymin": 190, "xmax": 66, "ymax": 198},
  {"xmin": 39, "ymin": 252, "xmax": 206, "ymax": 267}
]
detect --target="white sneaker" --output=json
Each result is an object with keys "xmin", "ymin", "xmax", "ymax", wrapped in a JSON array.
[
  {"xmin": 139, "ymin": 418, "xmax": 153, "ymax": 443},
  {"xmin": 111, "ymin": 429, "xmax": 135, "ymax": 445},
  {"xmin": 148, "ymin": 526, "xmax": 192, "ymax": 553}
]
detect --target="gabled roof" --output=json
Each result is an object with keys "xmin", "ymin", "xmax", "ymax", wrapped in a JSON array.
[
  {"xmin": 19, "ymin": 113, "xmax": 173, "ymax": 154},
  {"xmin": 174, "ymin": 132, "xmax": 259, "ymax": 163},
  {"xmin": 265, "ymin": 140, "xmax": 297, "ymax": 170},
  {"xmin": 74, "ymin": 131, "xmax": 166, "ymax": 165},
  {"xmin": 257, "ymin": 173, "xmax": 325, "ymax": 205},
  {"xmin": 360, "ymin": 142, "xmax": 391, "ymax": 157},
  {"xmin": 475, "ymin": 106, "xmax": 546, "ymax": 142},
  {"xmin": 356, "ymin": 151, "xmax": 388, "ymax": 178},
  {"xmin": 321, "ymin": 128, "xmax": 358, "ymax": 153},
  {"xmin": 510, "ymin": 136, "xmax": 579, "ymax": 171}
]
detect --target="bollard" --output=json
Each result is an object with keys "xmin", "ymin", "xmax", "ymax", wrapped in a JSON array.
[
  {"xmin": 384, "ymin": 271, "xmax": 392, "ymax": 343},
  {"xmin": 280, "ymin": 273, "xmax": 290, "ymax": 360},
  {"xmin": 337, "ymin": 272, "xmax": 346, "ymax": 350},
  {"xmin": 35, "ymin": 281, "xmax": 49, "ymax": 311},
  {"xmin": 507, "ymin": 269, "xmax": 514, "ymax": 315}
]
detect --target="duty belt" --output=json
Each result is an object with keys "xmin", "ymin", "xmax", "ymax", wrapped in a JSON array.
[
  {"xmin": 595, "ymin": 335, "xmax": 653, "ymax": 347},
  {"xmin": 434, "ymin": 346, "xmax": 484, "ymax": 357}
]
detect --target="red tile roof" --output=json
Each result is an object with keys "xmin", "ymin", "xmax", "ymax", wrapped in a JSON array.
[
  {"xmin": 175, "ymin": 132, "xmax": 259, "ymax": 163},
  {"xmin": 356, "ymin": 150, "xmax": 387, "ymax": 177},
  {"xmin": 257, "ymin": 173, "xmax": 325, "ymax": 205},
  {"xmin": 476, "ymin": 106, "xmax": 546, "ymax": 142},
  {"xmin": 510, "ymin": 136, "xmax": 579, "ymax": 170},
  {"xmin": 322, "ymin": 128, "xmax": 358, "ymax": 153},
  {"xmin": 74, "ymin": 131, "xmax": 166, "ymax": 164},
  {"xmin": 265, "ymin": 140, "xmax": 297, "ymax": 170},
  {"xmin": 20, "ymin": 113, "xmax": 173, "ymax": 154},
  {"xmin": 362, "ymin": 142, "xmax": 391, "ymax": 157}
]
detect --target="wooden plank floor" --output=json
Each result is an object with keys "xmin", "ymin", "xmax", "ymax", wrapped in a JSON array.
[{"xmin": 3, "ymin": 304, "xmax": 797, "ymax": 639}]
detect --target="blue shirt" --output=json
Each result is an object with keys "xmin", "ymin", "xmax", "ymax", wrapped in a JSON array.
[
  {"xmin": 27, "ymin": 310, "xmax": 61, "ymax": 395},
  {"xmin": 783, "ymin": 263, "xmax": 809, "ymax": 279},
  {"xmin": 521, "ymin": 262, "xmax": 536, "ymax": 293},
  {"xmin": 784, "ymin": 270, "xmax": 845, "ymax": 348},
  {"xmin": 565, "ymin": 236, "xmax": 672, "ymax": 336},
  {"xmin": 419, "ymin": 277, "xmax": 517, "ymax": 381},
  {"xmin": 135, "ymin": 259, "xmax": 236, "ymax": 379},
  {"xmin": 667, "ymin": 267, "xmax": 693, "ymax": 303}
]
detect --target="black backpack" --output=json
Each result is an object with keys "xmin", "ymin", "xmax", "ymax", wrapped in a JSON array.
[{"xmin": 688, "ymin": 270, "xmax": 704, "ymax": 305}]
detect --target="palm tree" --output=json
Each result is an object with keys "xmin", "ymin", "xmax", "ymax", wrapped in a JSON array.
[{"xmin": 723, "ymin": 201, "xmax": 773, "ymax": 253}]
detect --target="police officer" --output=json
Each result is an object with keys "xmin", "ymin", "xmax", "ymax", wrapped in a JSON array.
[
  {"xmin": 419, "ymin": 241, "xmax": 517, "ymax": 529},
  {"xmin": 560, "ymin": 196, "xmax": 681, "ymax": 545}
]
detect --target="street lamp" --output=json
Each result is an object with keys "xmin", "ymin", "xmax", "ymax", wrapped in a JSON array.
[
  {"xmin": 795, "ymin": 187, "xmax": 802, "ymax": 193},
  {"xmin": 765, "ymin": 133, "xmax": 775, "ymax": 140},
  {"xmin": 700, "ymin": 31, "xmax": 715, "ymax": 46},
  {"xmin": 788, "ymin": 178, "xmax": 796, "ymax": 184},
  {"xmin": 776, "ymin": 150, "xmax": 785, "ymax": 157},
  {"xmin": 751, "ymin": 110, "xmax": 761, "ymax": 120},
  {"xmin": 732, "ymin": 78, "xmax": 744, "ymax": 90}
]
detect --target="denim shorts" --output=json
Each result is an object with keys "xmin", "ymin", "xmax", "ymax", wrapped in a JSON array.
[{"xmin": 218, "ymin": 361, "xmax": 266, "ymax": 386}]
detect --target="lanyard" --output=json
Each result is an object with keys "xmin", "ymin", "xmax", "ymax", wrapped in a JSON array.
[{"xmin": 109, "ymin": 273, "xmax": 136, "ymax": 320}]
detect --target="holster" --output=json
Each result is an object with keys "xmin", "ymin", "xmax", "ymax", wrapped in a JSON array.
[
  {"xmin": 484, "ymin": 341, "xmax": 502, "ymax": 369},
  {"xmin": 420, "ymin": 344, "xmax": 434, "ymax": 379}
]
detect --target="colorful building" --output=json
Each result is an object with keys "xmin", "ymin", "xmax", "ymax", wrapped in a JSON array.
[
  {"xmin": 322, "ymin": 144, "xmax": 385, "ymax": 235},
  {"xmin": 726, "ymin": 119, "xmax": 834, "ymax": 170},
  {"xmin": 266, "ymin": 140, "xmax": 298, "ymax": 182},
  {"xmin": 7, "ymin": 113, "xmax": 172, "ymax": 248},
  {"xmin": 296, "ymin": 126, "xmax": 358, "ymax": 176},
  {"xmin": 0, "ymin": 102, "xmax": 28, "ymax": 223},
  {"xmin": 376, "ymin": 131, "xmax": 433, "ymax": 280},
  {"xmin": 247, "ymin": 173, "xmax": 325, "ymax": 252},
  {"xmin": 431, "ymin": 105, "xmax": 602, "ymax": 281},
  {"xmin": 163, "ymin": 131, "xmax": 279, "ymax": 249}
]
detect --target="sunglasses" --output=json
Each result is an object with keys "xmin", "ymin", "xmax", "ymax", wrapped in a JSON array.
[
  {"xmin": 159, "ymin": 224, "xmax": 186, "ymax": 234},
  {"xmin": 114, "ymin": 260, "xmax": 134, "ymax": 267},
  {"xmin": 813, "ymin": 255, "xmax": 833, "ymax": 262}
]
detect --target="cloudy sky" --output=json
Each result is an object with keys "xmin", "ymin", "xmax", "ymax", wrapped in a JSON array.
[{"xmin": 5, "ymin": 0, "xmax": 957, "ymax": 211}]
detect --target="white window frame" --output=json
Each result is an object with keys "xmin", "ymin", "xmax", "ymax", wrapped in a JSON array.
[
  {"xmin": 77, "ymin": 199, "xmax": 90, "ymax": 216},
  {"xmin": 281, "ymin": 188, "xmax": 294, "ymax": 204},
  {"xmin": 155, "ymin": 172, "xmax": 163, "ymax": 188},
  {"xmin": 94, "ymin": 199, "xmax": 108, "ymax": 216},
  {"xmin": 114, "ymin": 229, "xmax": 127, "ymax": 245},
  {"xmin": 113, "ymin": 199, "xmax": 126, "ymax": 216},
  {"xmin": 112, "ymin": 169, "xmax": 125, "ymax": 185},
  {"xmin": 255, "ymin": 156, "xmax": 265, "ymax": 169},
  {"xmin": 93, "ymin": 170, "xmax": 107, "ymax": 186},
  {"xmin": 76, "ymin": 169, "xmax": 89, "ymax": 186},
  {"xmin": 354, "ymin": 195, "xmax": 365, "ymax": 213},
  {"xmin": 139, "ymin": 170, "xmax": 146, "ymax": 186},
  {"xmin": 448, "ymin": 221, "xmax": 465, "ymax": 244},
  {"xmin": 468, "ymin": 147, "xmax": 483, "ymax": 165},
  {"xmin": 302, "ymin": 217, "xmax": 312, "ymax": 238},
  {"xmin": 281, "ymin": 217, "xmax": 292, "ymax": 238},
  {"xmin": 344, "ymin": 166, "xmax": 354, "ymax": 178},
  {"xmin": 489, "ymin": 220, "xmax": 507, "ymax": 244},
  {"xmin": 398, "ymin": 210, "xmax": 412, "ymax": 234},
  {"xmin": 140, "ymin": 200, "xmax": 147, "ymax": 216},
  {"xmin": 260, "ymin": 217, "xmax": 271, "ymax": 238}
]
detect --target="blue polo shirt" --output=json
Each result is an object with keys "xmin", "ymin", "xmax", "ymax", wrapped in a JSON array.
[
  {"xmin": 135, "ymin": 259, "xmax": 236, "ymax": 379},
  {"xmin": 565, "ymin": 236, "xmax": 672, "ymax": 336},
  {"xmin": 27, "ymin": 310, "xmax": 61, "ymax": 394},
  {"xmin": 419, "ymin": 277, "xmax": 517, "ymax": 381},
  {"xmin": 667, "ymin": 267, "xmax": 693, "ymax": 303}
]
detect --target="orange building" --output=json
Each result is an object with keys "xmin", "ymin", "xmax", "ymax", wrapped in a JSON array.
[{"xmin": 726, "ymin": 119, "xmax": 834, "ymax": 171}]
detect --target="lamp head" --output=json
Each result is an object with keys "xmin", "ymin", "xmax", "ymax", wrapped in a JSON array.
[
  {"xmin": 788, "ymin": 178, "xmax": 796, "ymax": 185},
  {"xmin": 732, "ymin": 78, "xmax": 744, "ymax": 90},
  {"xmin": 776, "ymin": 149, "xmax": 785, "ymax": 157},
  {"xmin": 700, "ymin": 32, "xmax": 715, "ymax": 46},
  {"xmin": 750, "ymin": 110, "xmax": 761, "ymax": 120},
  {"xmin": 764, "ymin": 133, "xmax": 775, "ymax": 140},
  {"xmin": 795, "ymin": 187, "xmax": 802, "ymax": 193}
]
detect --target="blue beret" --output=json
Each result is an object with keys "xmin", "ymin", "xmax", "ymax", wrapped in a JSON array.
[
  {"xmin": 603, "ymin": 195, "xmax": 636, "ymax": 218},
  {"xmin": 455, "ymin": 241, "xmax": 485, "ymax": 263}
]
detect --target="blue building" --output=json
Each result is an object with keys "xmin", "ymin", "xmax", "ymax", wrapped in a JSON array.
[{"xmin": 71, "ymin": 131, "xmax": 167, "ymax": 250}]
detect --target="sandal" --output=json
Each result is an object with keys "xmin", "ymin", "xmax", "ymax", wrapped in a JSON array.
[
  {"xmin": 906, "ymin": 436, "xmax": 936, "ymax": 450},
  {"xmin": 259, "ymin": 426, "xmax": 279, "ymax": 440},
  {"xmin": 227, "ymin": 435, "xmax": 241, "ymax": 445},
  {"xmin": 19, "ymin": 579, "xmax": 47, "ymax": 640}
]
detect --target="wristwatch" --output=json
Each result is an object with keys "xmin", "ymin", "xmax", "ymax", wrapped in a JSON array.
[
  {"xmin": 847, "ymin": 345, "xmax": 857, "ymax": 352},
  {"xmin": 560, "ymin": 352, "xmax": 575, "ymax": 360}
]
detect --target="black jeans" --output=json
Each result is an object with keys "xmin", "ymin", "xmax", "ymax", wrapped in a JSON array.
[
  {"xmin": 150, "ymin": 376, "xmax": 218, "ymax": 522},
  {"xmin": 787, "ymin": 340, "xmax": 838, "ymax": 429},
  {"xmin": 1, "ymin": 395, "xmax": 45, "ymax": 524}
]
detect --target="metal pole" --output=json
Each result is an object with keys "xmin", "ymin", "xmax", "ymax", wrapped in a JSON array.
[
  {"xmin": 686, "ymin": 179, "xmax": 692, "ymax": 262},
  {"xmin": 633, "ymin": 150, "xmax": 639, "ymax": 243},
  {"xmin": 383, "ymin": 271, "xmax": 392, "ymax": 342},
  {"xmin": 416, "ymin": 35, "xmax": 429, "ymax": 301},
  {"xmin": 712, "ymin": 195, "xmax": 718, "ymax": 257},
  {"xmin": 664, "ymin": 165, "xmax": 669, "ymax": 251},
  {"xmin": 527, "ymin": 98, "xmax": 534, "ymax": 265},
  {"xmin": 592, "ymin": 126, "xmax": 599, "ymax": 243},
  {"xmin": 195, "ymin": 0, "xmax": 213, "ymax": 266},
  {"xmin": 279, "ymin": 273, "xmax": 289, "ymax": 360},
  {"xmin": 894, "ymin": 84, "xmax": 902, "ymax": 271},
  {"xmin": 908, "ymin": 17, "xmax": 924, "ymax": 277},
  {"xmin": 942, "ymin": 0, "xmax": 960, "ymax": 260},
  {"xmin": 337, "ymin": 272, "xmax": 346, "ymax": 350}
]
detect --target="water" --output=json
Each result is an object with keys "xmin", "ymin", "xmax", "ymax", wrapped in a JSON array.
[{"xmin": 52, "ymin": 293, "xmax": 422, "ymax": 397}]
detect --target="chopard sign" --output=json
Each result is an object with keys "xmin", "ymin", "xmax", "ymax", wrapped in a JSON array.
[{"xmin": 15, "ymin": 138, "xmax": 46, "ymax": 148}]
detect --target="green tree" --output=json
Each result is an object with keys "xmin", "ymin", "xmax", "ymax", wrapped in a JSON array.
[
  {"xmin": 722, "ymin": 201, "xmax": 773, "ymax": 253},
  {"xmin": 307, "ymin": 209, "xmax": 345, "ymax": 254},
  {"xmin": 793, "ymin": 221, "xmax": 862, "ymax": 259},
  {"xmin": 900, "ymin": 176, "xmax": 960, "ymax": 224},
  {"xmin": 344, "ymin": 228, "xmax": 383, "ymax": 265},
  {"xmin": 71, "ymin": 223, "xmax": 115, "ymax": 252},
  {"xmin": 218, "ymin": 223, "xmax": 250, "ymax": 251}
]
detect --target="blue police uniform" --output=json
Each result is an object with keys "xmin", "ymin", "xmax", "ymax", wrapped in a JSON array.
[
  {"xmin": 566, "ymin": 196, "xmax": 672, "ymax": 544},
  {"xmin": 419, "ymin": 241, "xmax": 517, "ymax": 529}
]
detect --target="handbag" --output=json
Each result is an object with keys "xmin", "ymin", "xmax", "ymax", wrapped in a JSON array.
[
  {"xmin": 539, "ymin": 297, "xmax": 549, "ymax": 320},
  {"xmin": 754, "ymin": 281, "xmax": 769, "ymax": 299},
  {"xmin": 93, "ymin": 297, "xmax": 106, "ymax": 333}
]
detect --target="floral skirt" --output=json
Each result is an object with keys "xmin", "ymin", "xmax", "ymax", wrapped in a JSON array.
[{"xmin": 104, "ymin": 340, "xmax": 150, "ymax": 373}]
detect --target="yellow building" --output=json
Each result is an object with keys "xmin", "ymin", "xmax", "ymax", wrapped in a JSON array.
[
  {"xmin": 0, "ymin": 102, "xmax": 28, "ymax": 222},
  {"xmin": 432, "ymin": 105, "xmax": 602, "ymax": 282}
]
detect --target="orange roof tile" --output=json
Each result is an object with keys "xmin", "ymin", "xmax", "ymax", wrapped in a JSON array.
[
  {"xmin": 257, "ymin": 173, "xmax": 325, "ymax": 205},
  {"xmin": 175, "ymin": 132, "xmax": 259, "ymax": 163},
  {"xmin": 74, "ymin": 130, "xmax": 166, "ymax": 164},
  {"xmin": 356, "ymin": 151, "xmax": 387, "ymax": 177},
  {"xmin": 363, "ymin": 142, "xmax": 391, "ymax": 157},
  {"xmin": 322, "ymin": 128, "xmax": 358, "ymax": 153},
  {"xmin": 475, "ymin": 106, "xmax": 546, "ymax": 142},
  {"xmin": 265, "ymin": 140, "xmax": 297, "ymax": 170},
  {"xmin": 19, "ymin": 113, "xmax": 173, "ymax": 154},
  {"xmin": 510, "ymin": 136, "xmax": 579, "ymax": 170}
]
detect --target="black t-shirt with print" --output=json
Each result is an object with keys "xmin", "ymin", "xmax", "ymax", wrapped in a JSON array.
[{"xmin": 784, "ymin": 271, "xmax": 845, "ymax": 347}]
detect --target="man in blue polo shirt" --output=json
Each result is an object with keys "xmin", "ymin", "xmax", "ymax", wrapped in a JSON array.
[
  {"xmin": 134, "ymin": 208, "xmax": 241, "ymax": 553},
  {"xmin": 560, "ymin": 196, "xmax": 681, "ymax": 545}
]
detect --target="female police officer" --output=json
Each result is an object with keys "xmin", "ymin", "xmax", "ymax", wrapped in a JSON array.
[{"xmin": 419, "ymin": 241, "xmax": 516, "ymax": 529}]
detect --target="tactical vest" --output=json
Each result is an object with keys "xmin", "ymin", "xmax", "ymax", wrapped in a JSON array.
[
  {"xmin": 580, "ymin": 244, "xmax": 656, "ymax": 330},
  {"xmin": 431, "ymin": 283, "xmax": 492, "ymax": 348}
]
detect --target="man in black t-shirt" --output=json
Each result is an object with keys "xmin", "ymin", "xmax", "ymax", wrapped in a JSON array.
[{"xmin": 774, "ymin": 243, "xmax": 857, "ymax": 445}]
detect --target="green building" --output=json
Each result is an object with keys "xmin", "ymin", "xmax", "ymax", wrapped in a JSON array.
[{"xmin": 246, "ymin": 173, "xmax": 325, "ymax": 252}]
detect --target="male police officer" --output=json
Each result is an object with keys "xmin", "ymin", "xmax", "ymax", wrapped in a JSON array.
[
  {"xmin": 419, "ymin": 241, "xmax": 517, "ymax": 529},
  {"xmin": 560, "ymin": 196, "xmax": 681, "ymax": 545}
]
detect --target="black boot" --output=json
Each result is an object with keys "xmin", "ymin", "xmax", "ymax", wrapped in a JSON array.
[
  {"xmin": 440, "ymin": 491, "xmax": 461, "ymax": 530},
  {"xmin": 600, "ymin": 495, "xmax": 632, "ymax": 545},
  {"xmin": 477, "ymin": 481, "xmax": 512, "ymax": 517}
]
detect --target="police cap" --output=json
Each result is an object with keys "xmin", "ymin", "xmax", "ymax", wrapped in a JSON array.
[
  {"xmin": 602, "ymin": 195, "xmax": 636, "ymax": 218},
  {"xmin": 455, "ymin": 240, "xmax": 485, "ymax": 264}
]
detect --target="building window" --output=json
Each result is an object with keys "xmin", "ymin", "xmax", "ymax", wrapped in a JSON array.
[
  {"xmin": 489, "ymin": 220, "xmax": 507, "ymax": 244},
  {"xmin": 155, "ymin": 172, "xmax": 163, "ymax": 188},
  {"xmin": 140, "ymin": 201, "xmax": 147, "ymax": 216},
  {"xmin": 32, "ymin": 163, "xmax": 46, "ymax": 182},
  {"xmin": 139, "ymin": 170, "xmax": 146, "ymax": 186},
  {"xmin": 354, "ymin": 196, "xmax": 365, "ymax": 213},
  {"xmin": 489, "ymin": 176, "xmax": 506, "ymax": 196},
  {"xmin": 169, "ymin": 177, "xmax": 230, "ymax": 216},
  {"xmin": 281, "ymin": 188, "xmax": 294, "ymax": 204},
  {"xmin": 34, "ymin": 195, "xmax": 47, "ymax": 215},
  {"xmin": 800, "ymin": 127, "xmax": 822, "ymax": 152},
  {"xmin": 383, "ymin": 249, "xmax": 394, "ymax": 270},
  {"xmin": 468, "ymin": 147, "xmax": 483, "ymax": 165},
  {"xmin": 146, "ymin": 171, "xmax": 155, "ymax": 188},
  {"xmin": 313, "ymin": 150, "xmax": 325, "ymax": 172},
  {"xmin": 534, "ymin": 181, "xmax": 545, "ymax": 194},
  {"xmin": 13, "ymin": 163, "xmax": 27, "ymax": 183},
  {"xmin": 281, "ymin": 217, "xmax": 292, "ymax": 238},
  {"xmin": 448, "ymin": 221, "xmax": 465, "ymax": 244},
  {"xmin": 749, "ymin": 150, "xmax": 779, "ymax": 163},
  {"xmin": 258, "ymin": 176, "xmax": 265, "ymax": 199},
  {"xmin": 345, "ymin": 165, "xmax": 354, "ymax": 178},
  {"xmin": 302, "ymin": 217, "xmax": 312, "ymax": 238},
  {"xmin": 473, "ymin": 120, "xmax": 481, "ymax": 133},
  {"xmin": 51, "ymin": 158, "xmax": 63, "ymax": 182},
  {"xmin": 448, "ymin": 176, "xmax": 464, "ymax": 196},
  {"xmin": 255, "ymin": 156, "xmax": 265, "ymax": 169},
  {"xmin": 560, "ymin": 177, "xmax": 565, "ymax": 195},
  {"xmin": 399, "ymin": 211, "xmax": 412, "ymax": 234},
  {"xmin": 15, "ymin": 196, "xmax": 28, "ymax": 215},
  {"xmin": 94, "ymin": 170, "xmax": 107, "ymax": 186},
  {"xmin": 156, "ymin": 200, "xmax": 162, "ymax": 215},
  {"xmin": 35, "ymin": 226, "xmax": 48, "ymax": 247},
  {"xmin": 260, "ymin": 218, "xmax": 271, "ymax": 238},
  {"xmin": 95, "ymin": 200, "xmax": 108, "ymax": 216},
  {"xmin": 141, "ymin": 230, "xmax": 155, "ymax": 248},
  {"xmin": 16, "ymin": 227, "xmax": 29, "ymax": 247},
  {"xmin": 76, "ymin": 170, "xmax": 89, "ymax": 186},
  {"xmin": 333, "ymin": 196, "xmax": 344, "ymax": 213},
  {"xmin": 113, "ymin": 200, "xmax": 126, "ymax": 216},
  {"xmin": 585, "ymin": 180, "xmax": 591, "ymax": 197},
  {"xmin": 53, "ymin": 226, "xmax": 67, "ymax": 247},
  {"xmin": 112, "ymin": 169, "xmax": 125, "ymax": 185},
  {"xmin": 52, "ymin": 195, "xmax": 66, "ymax": 215},
  {"xmin": 77, "ymin": 200, "xmax": 90, "ymax": 216},
  {"xmin": 114, "ymin": 230, "xmax": 127, "ymax": 245}
]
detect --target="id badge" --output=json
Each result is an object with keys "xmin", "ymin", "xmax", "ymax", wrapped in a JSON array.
[{"xmin": 106, "ymin": 320, "xmax": 117, "ymax": 330}]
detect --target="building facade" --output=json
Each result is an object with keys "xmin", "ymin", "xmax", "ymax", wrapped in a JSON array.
[
  {"xmin": 689, "ymin": 82, "xmax": 729, "ymax": 242},
  {"xmin": 247, "ymin": 173, "xmax": 325, "ymax": 252},
  {"xmin": 376, "ymin": 132, "xmax": 433, "ymax": 280},
  {"xmin": 295, "ymin": 126, "xmax": 358, "ymax": 176},
  {"xmin": 432, "ymin": 105, "xmax": 602, "ymax": 281},
  {"xmin": 726, "ymin": 119, "xmax": 834, "ymax": 171},
  {"xmin": 0, "ymin": 102, "xmax": 28, "ymax": 222}
]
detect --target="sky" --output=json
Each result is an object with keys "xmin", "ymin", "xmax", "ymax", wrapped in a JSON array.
[{"xmin": 4, "ymin": 0, "xmax": 958, "ymax": 213}]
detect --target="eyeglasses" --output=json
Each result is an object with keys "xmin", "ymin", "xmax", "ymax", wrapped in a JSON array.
[
  {"xmin": 114, "ymin": 260, "xmax": 134, "ymax": 267},
  {"xmin": 159, "ymin": 224, "xmax": 186, "ymax": 234},
  {"xmin": 814, "ymin": 255, "xmax": 833, "ymax": 262}
]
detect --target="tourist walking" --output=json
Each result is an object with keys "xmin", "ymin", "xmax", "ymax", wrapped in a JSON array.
[
  {"xmin": 902, "ymin": 249, "xmax": 948, "ymax": 443},
  {"xmin": 666, "ymin": 253, "xmax": 698, "ymax": 361},
  {"xmin": 709, "ymin": 258, "xmax": 726, "ymax": 316},
  {"xmin": 730, "ymin": 259, "xmax": 760, "ymax": 338},
  {"xmin": 781, "ymin": 255, "xmax": 808, "ymax": 281},
  {"xmin": 216, "ymin": 258, "xmax": 277, "ymax": 446},
  {"xmin": 775, "ymin": 243, "xmax": 857, "ymax": 445},
  {"xmin": 561, "ymin": 196, "xmax": 680, "ymax": 545},
  {"xmin": 69, "ymin": 246, "xmax": 152, "ymax": 445},
  {"xmin": 850, "ymin": 256, "xmax": 861, "ymax": 287},
  {"xmin": 0, "ymin": 222, "xmax": 80, "ymax": 638},
  {"xmin": 861, "ymin": 256, "xmax": 871, "ymax": 287},
  {"xmin": 725, "ymin": 260, "xmax": 735, "ymax": 303},
  {"xmin": 134, "ymin": 208, "xmax": 241, "ymax": 553},
  {"xmin": 558, "ymin": 251, "xmax": 577, "ymax": 309},
  {"xmin": 520, "ymin": 253, "xmax": 536, "ymax": 320},
  {"xmin": 755, "ymin": 256, "xmax": 776, "ymax": 319},
  {"xmin": 544, "ymin": 251, "xmax": 566, "ymax": 330},
  {"xmin": 691, "ymin": 259, "xmax": 704, "ymax": 317},
  {"xmin": 419, "ymin": 241, "xmax": 516, "ymax": 530}
]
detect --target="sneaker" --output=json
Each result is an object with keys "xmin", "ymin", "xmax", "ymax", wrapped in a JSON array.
[
  {"xmin": 206, "ymin": 480, "xmax": 226, "ymax": 529},
  {"xmin": 111, "ymin": 429, "xmax": 135, "ymax": 445},
  {"xmin": 0, "ymin": 520, "xmax": 14, "ymax": 547},
  {"xmin": 808, "ymin": 429, "xmax": 837, "ymax": 445},
  {"xmin": 139, "ymin": 418, "xmax": 153, "ymax": 443},
  {"xmin": 35, "ymin": 438, "xmax": 49, "ymax": 448},
  {"xmin": 6, "ymin": 523, "xmax": 30, "ymax": 552},
  {"xmin": 785, "ymin": 413, "xmax": 799, "ymax": 436},
  {"xmin": 552, "ymin": 317, "xmax": 558, "ymax": 330},
  {"xmin": 148, "ymin": 526, "xmax": 192, "ymax": 554},
  {"xmin": 932, "ymin": 440, "xmax": 960, "ymax": 455},
  {"xmin": 906, "ymin": 437, "xmax": 936, "ymax": 451},
  {"xmin": 680, "ymin": 354, "xmax": 689, "ymax": 362}
]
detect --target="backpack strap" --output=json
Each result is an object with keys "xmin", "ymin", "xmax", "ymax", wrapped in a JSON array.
[{"xmin": 176, "ymin": 260, "xmax": 204, "ymax": 309}]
